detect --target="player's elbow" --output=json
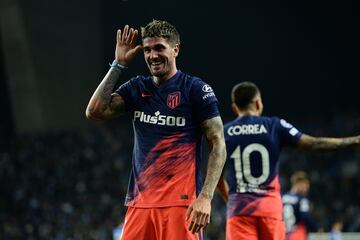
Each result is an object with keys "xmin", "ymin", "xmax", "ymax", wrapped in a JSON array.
[
  {"xmin": 85, "ymin": 108, "xmax": 105, "ymax": 122},
  {"xmin": 85, "ymin": 109, "xmax": 98, "ymax": 121}
]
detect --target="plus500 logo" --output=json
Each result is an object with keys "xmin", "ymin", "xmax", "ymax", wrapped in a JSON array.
[{"xmin": 134, "ymin": 111, "xmax": 186, "ymax": 126}]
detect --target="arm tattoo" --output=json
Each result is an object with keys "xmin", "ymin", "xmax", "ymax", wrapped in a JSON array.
[
  {"xmin": 199, "ymin": 117, "xmax": 227, "ymax": 200},
  {"xmin": 300, "ymin": 135, "xmax": 360, "ymax": 151},
  {"xmin": 109, "ymin": 94, "xmax": 126, "ymax": 114},
  {"xmin": 97, "ymin": 69, "xmax": 122, "ymax": 111},
  {"xmin": 86, "ymin": 68, "xmax": 125, "ymax": 120},
  {"xmin": 312, "ymin": 137, "xmax": 359, "ymax": 151}
]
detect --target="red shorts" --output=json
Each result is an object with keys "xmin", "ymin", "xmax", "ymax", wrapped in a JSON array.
[
  {"xmin": 120, "ymin": 206, "xmax": 203, "ymax": 240},
  {"xmin": 226, "ymin": 215, "xmax": 285, "ymax": 240}
]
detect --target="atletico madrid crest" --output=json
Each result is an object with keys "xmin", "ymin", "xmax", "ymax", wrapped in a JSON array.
[{"xmin": 167, "ymin": 92, "xmax": 181, "ymax": 109}]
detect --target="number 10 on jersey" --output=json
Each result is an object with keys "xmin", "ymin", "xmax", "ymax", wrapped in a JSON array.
[{"xmin": 231, "ymin": 144, "xmax": 270, "ymax": 193}]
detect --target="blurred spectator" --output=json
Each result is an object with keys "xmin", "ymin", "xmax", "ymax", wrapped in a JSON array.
[
  {"xmin": 330, "ymin": 220, "xmax": 343, "ymax": 240},
  {"xmin": 112, "ymin": 222, "xmax": 123, "ymax": 240}
]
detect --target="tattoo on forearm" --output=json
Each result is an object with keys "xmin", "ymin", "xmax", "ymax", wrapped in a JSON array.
[
  {"xmin": 201, "ymin": 146, "xmax": 225, "ymax": 199},
  {"xmin": 312, "ymin": 137, "xmax": 359, "ymax": 151},
  {"xmin": 97, "ymin": 69, "xmax": 121, "ymax": 109},
  {"xmin": 312, "ymin": 138, "xmax": 336, "ymax": 150},
  {"xmin": 200, "ymin": 117, "xmax": 226, "ymax": 199},
  {"xmin": 86, "ymin": 68, "xmax": 125, "ymax": 120},
  {"xmin": 110, "ymin": 95, "xmax": 126, "ymax": 114}
]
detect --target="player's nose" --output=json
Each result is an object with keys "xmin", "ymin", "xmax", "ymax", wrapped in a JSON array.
[{"xmin": 148, "ymin": 49, "xmax": 161, "ymax": 59}]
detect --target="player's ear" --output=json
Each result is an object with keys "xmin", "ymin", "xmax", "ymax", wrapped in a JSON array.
[
  {"xmin": 231, "ymin": 103, "xmax": 239, "ymax": 115},
  {"xmin": 254, "ymin": 97, "xmax": 262, "ymax": 112},
  {"xmin": 255, "ymin": 99, "xmax": 260, "ymax": 110},
  {"xmin": 173, "ymin": 44, "xmax": 180, "ymax": 57}
]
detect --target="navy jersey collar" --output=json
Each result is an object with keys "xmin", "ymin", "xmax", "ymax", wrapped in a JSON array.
[
  {"xmin": 235, "ymin": 114, "xmax": 254, "ymax": 121},
  {"xmin": 152, "ymin": 70, "xmax": 181, "ymax": 88}
]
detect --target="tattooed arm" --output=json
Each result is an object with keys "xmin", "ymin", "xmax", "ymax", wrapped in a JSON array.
[
  {"xmin": 200, "ymin": 116, "xmax": 227, "ymax": 199},
  {"xmin": 85, "ymin": 69, "xmax": 126, "ymax": 121},
  {"xmin": 217, "ymin": 171, "xmax": 229, "ymax": 203},
  {"xmin": 297, "ymin": 134, "xmax": 360, "ymax": 151},
  {"xmin": 86, "ymin": 24, "xmax": 142, "ymax": 121},
  {"xmin": 186, "ymin": 116, "xmax": 226, "ymax": 233}
]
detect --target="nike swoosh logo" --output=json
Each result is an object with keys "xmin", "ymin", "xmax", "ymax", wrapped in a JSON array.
[{"xmin": 141, "ymin": 93, "xmax": 151, "ymax": 97}]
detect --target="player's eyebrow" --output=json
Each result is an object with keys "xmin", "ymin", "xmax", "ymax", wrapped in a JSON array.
[
  {"xmin": 143, "ymin": 43, "xmax": 166, "ymax": 51},
  {"xmin": 153, "ymin": 43, "xmax": 166, "ymax": 49}
]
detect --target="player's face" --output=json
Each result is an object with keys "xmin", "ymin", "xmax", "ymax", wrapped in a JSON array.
[
  {"xmin": 298, "ymin": 181, "xmax": 310, "ymax": 195},
  {"xmin": 143, "ymin": 37, "xmax": 179, "ymax": 80}
]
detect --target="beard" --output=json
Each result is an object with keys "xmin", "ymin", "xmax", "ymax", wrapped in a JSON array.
[
  {"xmin": 146, "ymin": 56, "xmax": 176, "ymax": 80},
  {"xmin": 147, "ymin": 60, "xmax": 168, "ymax": 77}
]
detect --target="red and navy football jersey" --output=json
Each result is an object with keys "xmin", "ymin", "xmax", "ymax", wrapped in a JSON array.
[
  {"xmin": 224, "ymin": 115, "xmax": 303, "ymax": 220},
  {"xmin": 115, "ymin": 70, "xmax": 219, "ymax": 208}
]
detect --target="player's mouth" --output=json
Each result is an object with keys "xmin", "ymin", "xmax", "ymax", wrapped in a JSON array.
[
  {"xmin": 151, "ymin": 60, "xmax": 163, "ymax": 67},
  {"xmin": 150, "ymin": 60, "xmax": 165, "ymax": 71}
]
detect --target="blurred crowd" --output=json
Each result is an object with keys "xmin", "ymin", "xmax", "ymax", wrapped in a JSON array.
[
  {"xmin": 1, "ymin": 113, "xmax": 359, "ymax": 240},
  {"xmin": 280, "ymin": 112, "xmax": 360, "ymax": 234},
  {"xmin": 0, "ymin": 124, "xmax": 132, "ymax": 240}
]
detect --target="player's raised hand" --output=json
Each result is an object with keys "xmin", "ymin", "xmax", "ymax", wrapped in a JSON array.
[
  {"xmin": 185, "ymin": 196, "xmax": 211, "ymax": 234},
  {"xmin": 115, "ymin": 25, "xmax": 142, "ymax": 66}
]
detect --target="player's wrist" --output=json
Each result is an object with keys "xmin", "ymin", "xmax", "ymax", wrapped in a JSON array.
[
  {"xmin": 109, "ymin": 59, "xmax": 128, "ymax": 71},
  {"xmin": 199, "ymin": 191, "xmax": 213, "ymax": 200}
]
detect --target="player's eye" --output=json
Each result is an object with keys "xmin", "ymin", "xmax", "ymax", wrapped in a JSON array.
[{"xmin": 154, "ymin": 45, "xmax": 166, "ymax": 51}]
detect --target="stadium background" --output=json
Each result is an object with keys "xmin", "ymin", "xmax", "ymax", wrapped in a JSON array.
[{"xmin": 0, "ymin": 0, "xmax": 359, "ymax": 239}]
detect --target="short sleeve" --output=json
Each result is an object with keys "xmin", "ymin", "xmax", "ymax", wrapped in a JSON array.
[
  {"xmin": 277, "ymin": 118, "xmax": 303, "ymax": 146},
  {"xmin": 197, "ymin": 102, "xmax": 220, "ymax": 123},
  {"xmin": 190, "ymin": 79, "xmax": 220, "ymax": 122},
  {"xmin": 114, "ymin": 78, "xmax": 135, "ymax": 111},
  {"xmin": 299, "ymin": 198, "xmax": 310, "ymax": 212}
]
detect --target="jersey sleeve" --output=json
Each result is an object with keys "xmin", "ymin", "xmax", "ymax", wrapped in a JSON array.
[
  {"xmin": 189, "ymin": 79, "xmax": 220, "ymax": 122},
  {"xmin": 299, "ymin": 198, "xmax": 310, "ymax": 212},
  {"xmin": 299, "ymin": 197, "xmax": 319, "ymax": 231},
  {"xmin": 276, "ymin": 118, "xmax": 303, "ymax": 146},
  {"xmin": 114, "ymin": 77, "xmax": 137, "ymax": 111}
]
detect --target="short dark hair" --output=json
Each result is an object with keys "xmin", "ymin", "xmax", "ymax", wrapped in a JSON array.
[
  {"xmin": 231, "ymin": 81, "xmax": 260, "ymax": 109},
  {"xmin": 141, "ymin": 19, "xmax": 180, "ymax": 46},
  {"xmin": 290, "ymin": 171, "xmax": 309, "ymax": 185}
]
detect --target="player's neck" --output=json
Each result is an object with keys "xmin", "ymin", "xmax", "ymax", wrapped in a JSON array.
[
  {"xmin": 236, "ymin": 109, "xmax": 260, "ymax": 117},
  {"xmin": 153, "ymin": 67, "xmax": 178, "ymax": 85},
  {"xmin": 233, "ymin": 104, "xmax": 261, "ymax": 117}
]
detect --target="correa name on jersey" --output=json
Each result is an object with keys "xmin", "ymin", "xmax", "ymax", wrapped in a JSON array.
[
  {"xmin": 134, "ymin": 110, "xmax": 186, "ymax": 127},
  {"xmin": 227, "ymin": 124, "xmax": 268, "ymax": 136}
]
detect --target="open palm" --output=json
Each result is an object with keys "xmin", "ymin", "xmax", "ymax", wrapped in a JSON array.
[{"xmin": 115, "ymin": 25, "xmax": 142, "ymax": 65}]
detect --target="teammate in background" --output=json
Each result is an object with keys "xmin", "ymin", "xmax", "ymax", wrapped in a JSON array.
[
  {"xmin": 283, "ymin": 171, "xmax": 319, "ymax": 240},
  {"xmin": 330, "ymin": 220, "xmax": 343, "ymax": 240},
  {"xmin": 86, "ymin": 20, "xmax": 226, "ymax": 240},
  {"xmin": 217, "ymin": 81, "xmax": 360, "ymax": 240}
]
